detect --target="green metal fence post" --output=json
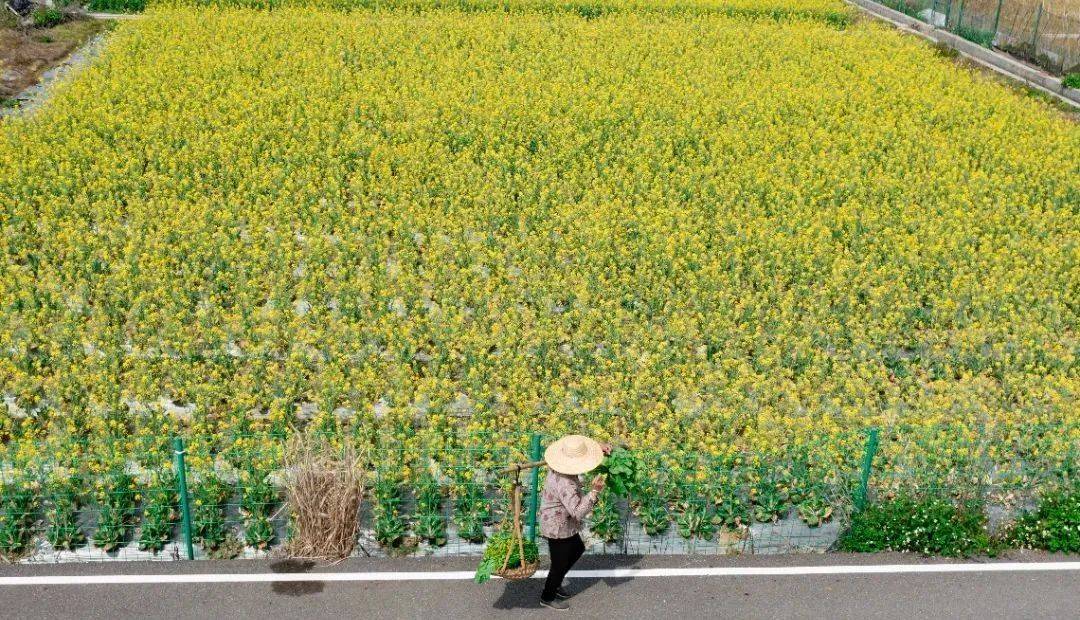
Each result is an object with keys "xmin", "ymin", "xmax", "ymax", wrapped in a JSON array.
[
  {"xmin": 526, "ymin": 433, "xmax": 542, "ymax": 543},
  {"xmin": 1031, "ymin": 2, "xmax": 1043, "ymax": 50},
  {"xmin": 991, "ymin": 0, "xmax": 1004, "ymax": 41},
  {"xmin": 854, "ymin": 428, "xmax": 880, "ymax": 512},
  {"xmin": 955, "ymin": 0, "xmax": 965, "ymax": 31},
  {"xmin": 173, "ymin": 437, "xmax": 195, "ymax": 560}
]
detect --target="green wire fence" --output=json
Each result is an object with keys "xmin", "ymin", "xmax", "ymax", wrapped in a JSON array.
[
  {"xmin": 876, "ymin": 0, "xmax": 1079, "ymax": 76},
  {"xmin": 0, "ymin": 422, "xmax": 1075, "ymax": 562}
]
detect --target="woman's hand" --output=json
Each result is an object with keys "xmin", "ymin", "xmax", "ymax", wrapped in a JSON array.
[
  {"xmin": 591, "ymin": 475, "xmax": 606, "ymax": 494},
  {"xmin": 600, "ymin": 442, "xmax": 612, "ymax": 456}
]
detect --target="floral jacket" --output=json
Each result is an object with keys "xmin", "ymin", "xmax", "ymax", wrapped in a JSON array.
[{"xmin": 538, "ymin": 470, "xmax": 599, "ymax": 540}]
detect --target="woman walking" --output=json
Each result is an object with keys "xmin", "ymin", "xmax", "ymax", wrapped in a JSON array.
[{"xmin": 538, "ymin": 434, "xmax": 610, "ymax": 611}]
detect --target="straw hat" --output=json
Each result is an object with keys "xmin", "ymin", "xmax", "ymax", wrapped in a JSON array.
[{"xmin": 544, "ymin": 435, "xmax": 604, "ymax": 475}]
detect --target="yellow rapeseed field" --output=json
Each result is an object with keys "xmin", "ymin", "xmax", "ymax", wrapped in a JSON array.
[
  {"xmin": 159, "ymin": 0, "xmax": 852, "ymax": 21},
  {"xmin": 0, "ymin": 7, "xmax": 1077, "ymax": 474}
]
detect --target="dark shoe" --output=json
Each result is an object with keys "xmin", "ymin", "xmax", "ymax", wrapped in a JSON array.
[
  {"xmin": 540, "ymin": 598, "xmax": 570, "ymax": 611},
  {"xmin": 554, "ymin": 586, "xmax": 571, "ymax": 600}
]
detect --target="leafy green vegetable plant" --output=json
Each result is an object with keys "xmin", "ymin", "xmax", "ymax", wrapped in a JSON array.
[
  {"xmin": 0, "ymin": 477, "xmax": 39, "ymax": 556},
  {"xmin": 375, "ymin": 509, "xmax": 407, "ymax": 547},
  {"xmin": 137, "ymin": 472, "xmax": 177, "ymax": 553},
  {"xmin": 750, "ymin": 470, "xmax": 789, "ymax": 523},
  {"xmin": 453, "ymin": 481, "xmax": 489, "ymax": 543},
  {"xmin": 712, "ymin": 492, "xmax": 750, "ymax": 529},
  {"xmin": 676, "ymin": 501, "xmax": 715, "ymax": 540},
  {"xmin": 1004, "ymin": 484, "xmax": 1080, "ymax": 552},
  {"xmin": 45, "ymin": 476, "xmax": 84, "ymax": 551},
  {"xmin": 454, "ymin": 481, "xmax": 491, "ymax": 523},
  {"xmin": 192, "ymin": 474, "xmax": 233, "ymax": 554},
  {"xmin": 239, "ymin": 471, "xmax": 277, "ymax": 549},
  {"xmin": 588, "ymin": 488, "xmax": 622, "ymax": 543},
  {"xmin": 634, "ymin": 488, "xmax": 670, "ymax": 536},
  {"xmin": 239, "ymin": 473, "xmax": 276, "ymax": 518},
  {"xmin": 474, "ymin": 530, "xmax": 539, "ymax": 584},
  {"xmin": 837, "ymin": 495, "xmax": 990, "ymax": 556},
  {"xmin": 456, "ymin": 511, "xmax": 486, "ymax": 543},
  {"xmin": 373, "ymin": 475, "xmax": 408, "ymax": 549},
  {"xmin": 86, "ymin": 0, "xmax": 146, "ymax": 12},
  {"xmin": 796, "ymin": 493, "xmax": 833, "ymax": 527},
  {"xmin": 244, "ymin": 515, "xmax": 275, "ymax": 548},
  {"xmin": 414, "ymin": 474, "xmax": 447, "ymax": 546},
  {"xmin": 709, "ymin": 474, "xmax": 750, "ymax": 529},
  {"xmin": 595, "ymin": 447, "xmax": 644, "ymax": 497},
  {"xmin": 31, "ymin": 7, "xmax": 63, "ymax": 29},
  {"xmin": 93, "ymin": 471, "xmax": 137, "ymax": 552}
]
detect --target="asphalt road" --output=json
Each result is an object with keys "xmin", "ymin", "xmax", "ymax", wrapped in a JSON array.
[{"xmin": 0, "ymin": 552, "xmax": 1077, "ymax": 620}]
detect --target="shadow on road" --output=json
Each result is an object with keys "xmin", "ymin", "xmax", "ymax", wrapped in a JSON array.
[
  {"xmin": 268, "ymin": 558, "xmax": 325, "ymax": 596},
  {"xmin": 492, "ymin": 554, "xmax": 644, "ymax": 610}
]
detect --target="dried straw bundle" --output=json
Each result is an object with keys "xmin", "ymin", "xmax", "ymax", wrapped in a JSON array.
[{"xmin": 283, "ymin": 432, "xmax": 366, "ymax": 561}]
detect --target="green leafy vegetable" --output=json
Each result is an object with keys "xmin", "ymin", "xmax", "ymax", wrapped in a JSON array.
[
  {"xmin": 474, "ymin": 530, "xmax": 539, "ymax": 584},
  {"xmin": 594, "ymin": 446, "xmax": 644, "ymax": 497}
]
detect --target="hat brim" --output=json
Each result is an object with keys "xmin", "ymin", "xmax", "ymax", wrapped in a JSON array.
[{"xmin": 544, "ymin": 435, "xmax": 604, "ymax": 475}]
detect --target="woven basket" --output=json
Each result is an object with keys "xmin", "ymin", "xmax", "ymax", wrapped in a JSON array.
[{"xmin": 495, "ymin": 560, "xmax": 538, "ymax": 581}]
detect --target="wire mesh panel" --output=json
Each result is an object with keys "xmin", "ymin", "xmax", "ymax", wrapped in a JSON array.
[
  {"xmin": 1031, "ymin": 8, "xmax": 1080, "ymax": 72},
  {"xmin": 364, "ymin": 429, "xmax": 525, "ymax": 557},
  {"xmin": 953, "ymin": 0, "xmax": 1004, "ymax": 46},
  {"xmin": 574, "ymin": 433, "xmax": 863, "ymax": 556},
  {"xmin": 866, "ymin": 421, "xmax": 1079, "ymax": 536},
  {"xmin": 0, "ymin": 422, "xmax": 1076, "ymax": 562},
  {"xmin": 1, "ymin": 440, "xmax": 186, "ymax": 562},
  {"xmin": 887, "ymin": 0, "xmax": 938, "ymax": 21},
  {"xmin": 872, "ymin": 0, "xmax": 1080, "ymax": 75}
]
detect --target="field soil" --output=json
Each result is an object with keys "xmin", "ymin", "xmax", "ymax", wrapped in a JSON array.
[{"xmin": 0, "ymin": 16, "xmax": 108, "ymax": 104}]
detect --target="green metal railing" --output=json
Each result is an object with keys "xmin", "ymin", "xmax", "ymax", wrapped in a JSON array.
[
  {"xmin": 0, "ymin": 422, "xmax": 1075, "ymax": 561},
  {"xmin": 879, "ymin": 0, "xmax": 1079, "ymax": 76},
  {"xmin": 526, "ymin": 433, "xmax": 542, "ymax": 543},
  {"xmin": 173, "ymin": 437, "xmax": 195, "ymax": 561},
  {"xmin": 853, "ymin": 428, "xmax": 880, "ymax": 513}
]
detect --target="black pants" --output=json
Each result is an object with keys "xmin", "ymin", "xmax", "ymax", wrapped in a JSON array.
[{"xmin": 542, "ymin": 534, "xmax": 585, "ymax": 602}]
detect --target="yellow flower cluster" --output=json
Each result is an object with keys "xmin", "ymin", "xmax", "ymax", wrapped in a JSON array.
[
  {"xmin": 157, "ymin": 0, "xmax": 852, "ymax": 26},
  {"xmin": 0, "ymin": 8, "xmax": 1077, "ymax": 474}
]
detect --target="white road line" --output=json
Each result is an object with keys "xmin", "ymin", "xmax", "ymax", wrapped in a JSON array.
[{"xmin": 1, "ymin": 562, "xmax": 1079, "ymax": 586}]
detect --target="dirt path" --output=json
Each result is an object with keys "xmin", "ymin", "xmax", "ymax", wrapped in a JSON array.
[{"xmin": 0, "ymin": 16, "xmax": 111, "ymax": 113}]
